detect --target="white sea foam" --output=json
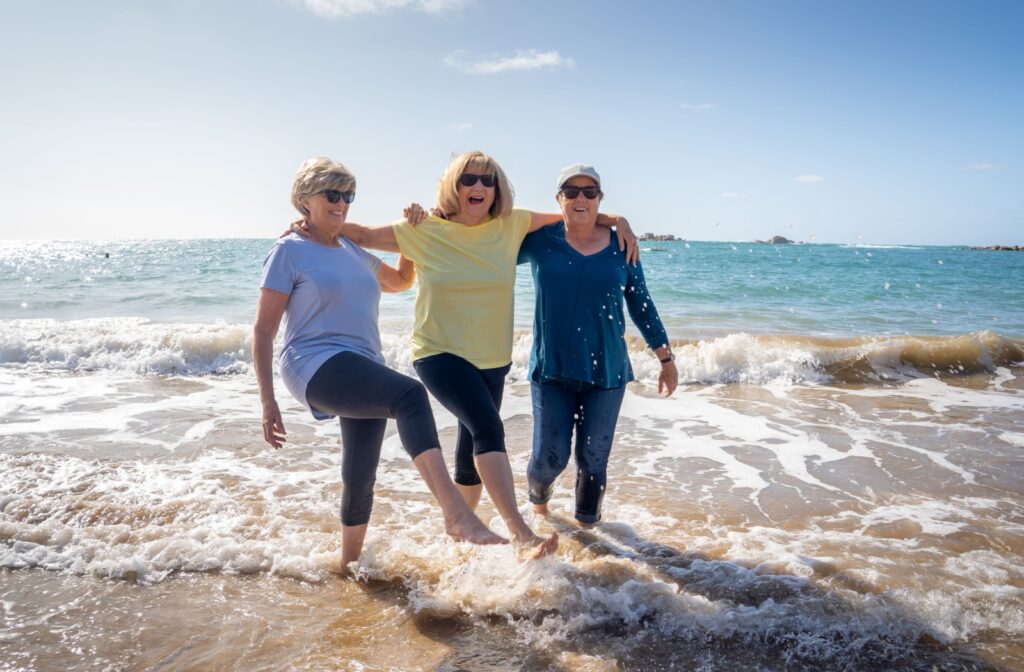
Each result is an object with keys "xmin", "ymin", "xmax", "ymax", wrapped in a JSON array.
[
  {"xmin": 0, "ymin": 318, "xmax": 252, "ymax": 375},
  {"xmin": 0, "ymin": 450, "xmax": 343, "ymax": 583},
  {"xmin": 3, "ymin": 319, "xmax": 1019, "ymax": 388},
  {"xmin": 2, "ymin": 383, "xmax": 1021, "ymax": 664},
  {"xmin": 2, "ymin": 316, "xmax": 1022, "ymax": 666},
  {"xmin": 671, "ymin": 333, "xmax": 827, "ymax": 384}
]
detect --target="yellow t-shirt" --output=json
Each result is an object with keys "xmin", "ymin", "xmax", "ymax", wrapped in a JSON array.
[{"xmin": 392, "ymin": 208, "xmax": 533, "ymax": 368}]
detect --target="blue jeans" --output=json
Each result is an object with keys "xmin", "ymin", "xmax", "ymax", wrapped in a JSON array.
[{"xmin": 527, "ymin": 380, "xmax": 626, "ymax": 524}]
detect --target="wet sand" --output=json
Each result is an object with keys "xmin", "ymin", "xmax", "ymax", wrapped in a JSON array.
[{"xmin": 3, "ymin": 368, "xmax": 1023, "ymax": 671}]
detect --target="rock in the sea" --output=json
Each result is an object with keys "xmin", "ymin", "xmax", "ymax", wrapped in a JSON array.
[
  {"xmin": 970, "ymin": 245, "xmax": 1023, "ymax": 251},
  {"xmin": 638, "ymin": 232, "xmax": 679, "ymax": 241},
  {"xmin": 755, "ymin": 235, "xmax": 795, "ymax": 244}
]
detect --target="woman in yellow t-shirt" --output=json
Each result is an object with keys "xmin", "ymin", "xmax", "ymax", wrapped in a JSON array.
[{"xmin": 339, "ymin": 151, "xmax": 637, "ymax": 558}]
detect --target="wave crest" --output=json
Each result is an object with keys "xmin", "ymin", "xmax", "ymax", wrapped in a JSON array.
[
  {"xmin": 0, "ymin": 318, "xmax": 252, "ymax": 376},
  {"xmin": 2, "ymin": 319, "xmax": 1020, "ymax": 385},
  {"xmin": 655, "ymin": 331, "xmax": 1024, "ymax": 385}
]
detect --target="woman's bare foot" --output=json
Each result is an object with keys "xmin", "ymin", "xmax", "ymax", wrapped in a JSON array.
[
  {"xmin": 446, "ymin": 509, "xmax": 508, "ymax": 545},
  {"xmin": 532, "ymin": 503, "xmax": 549, "ymax": 517},
  {"xmin": 573, "ymin": 518, "xmax": 596, "ymax": 529},
  {"xmin": 514, "ymin": 531, "xmax": 559, "ymax": 560}
]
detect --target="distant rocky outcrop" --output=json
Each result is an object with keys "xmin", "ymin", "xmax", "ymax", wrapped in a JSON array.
[
  {"xmin": 754, "ymin": 235, "xmax": 794, "ymax": 244},
  {"xmin": 639, "ymin": 232, "xmax": 679, "ymax": 241},
  {"xmin": 970, "ymin": 245, "xmax": 1023, "ymax": 251}
]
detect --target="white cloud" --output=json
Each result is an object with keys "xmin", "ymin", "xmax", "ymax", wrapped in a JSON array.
[
  {"xmin": 447, "ymin": 122, "xmax": 472, "ymax": 131},
  {"xmin": 795, "ymin": 175, "xmax": 824, "ymax": 183},
  {"xmin": 963, "ymin": 163, "xmax": 996, "ymax": 171},
  {"xmin": 295, "ymin": 0, "xmax": 468, "ymax": 18},
  {"xmin": 443, "ymin": 49, "xmax": 574, "ymax": 75},
  {"xmin": 680, "ymin": 103, "xmax": 716, "ymax": 111},
  {"xmin": 721, "ymin": 192, "xmax": 748, "ymax": 199}
]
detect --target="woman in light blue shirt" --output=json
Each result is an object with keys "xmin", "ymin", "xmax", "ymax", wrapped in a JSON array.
[
  {"xmin": 253, "ymin": 157, "xmax": 505, "ymax": 571},
  {"xmin": 518, "ymin": 164, "xmax": 679, "ymax": 525}
]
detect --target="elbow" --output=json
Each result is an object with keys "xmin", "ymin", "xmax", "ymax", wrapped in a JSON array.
[{"xmin": 253, "ymin": 323, "xmax": 276, "ymax": 346}]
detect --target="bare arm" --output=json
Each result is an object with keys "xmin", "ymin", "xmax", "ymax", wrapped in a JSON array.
[
  {"xmin": 528, "ymin": 211, "xmax": 563, "ymax": 232},
  {"xmin": 339, "ymin": 222, "xmax": 401, "ymax": 253},
  {"xmin": 527, "ymin": 210, "xmax": 639, "ymax": 265},
  {"xmin": 253, "ymin": 288, "xmax": 289, "ymax": 449},
  {"xmin": 376, "ymin": 255, "xmax": 415, "ymax": 292},
  {"xmin": 284, "ymin": 219, "xmax": 401, "ymax": 253},
  {"xmin": 287, "ymin": 205, "xmax": 425, "ymax": 253},
  {"xmin": 599, "ymin": 213, "xmax": 639, "ymax": 265}
]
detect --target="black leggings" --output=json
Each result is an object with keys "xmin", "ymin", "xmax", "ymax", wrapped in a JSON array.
[
  {"xmin": 413, "ymin": 353, "xmax": 510, "ymax": 487},
  {"xmin": 305, "ymin": 351, "xmax": 440, "ymax": 526}
]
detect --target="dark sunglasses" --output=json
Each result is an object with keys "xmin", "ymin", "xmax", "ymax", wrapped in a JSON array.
[
  {"xmin": 458, "ymin": 173, "xmax": 497, "ymax": 188},
  {"xmin": 560, "ymin": 186, "xmax": 602, "ymax": 200},
  {"xmin": 320, "ymin": 189, "xmax": 355, "ymax": 204}
]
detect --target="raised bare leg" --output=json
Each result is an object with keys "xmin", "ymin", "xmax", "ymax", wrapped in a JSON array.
[
  {"xmin": 413, "ymin": 448, "xmax": 506, "ymax": 545},
  {"xmin": 475, "ymin": 452, "xmax": 558, "ymax": 559}
]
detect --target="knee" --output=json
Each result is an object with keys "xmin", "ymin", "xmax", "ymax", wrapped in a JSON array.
[
  {"xmin": 529, "ymin": 448, "xmax": 570, "ymax": 481},
  {"xmin": 469, "ymin": 418, "xmax": 505, "ymax": 456},
  {"xmin": 393, "ymin": 380, "xmax": 431, "ymax": 418}
]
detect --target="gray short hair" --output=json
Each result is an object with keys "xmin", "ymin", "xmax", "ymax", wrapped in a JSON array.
[{"xmin": 290, "ymin": 157, "xmax": 356, "ymax": 218}]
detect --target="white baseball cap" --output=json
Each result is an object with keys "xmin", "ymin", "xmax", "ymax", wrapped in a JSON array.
[{"xmin": 556, "ymin": 163, "xmax": 601, "ymax": 190}]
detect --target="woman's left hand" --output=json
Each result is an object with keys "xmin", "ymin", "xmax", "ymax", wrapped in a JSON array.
[
  {"xmin": 658, "ymin": 361, "xmax": 678, "ymax": 397},
  {"xmin": 404, "ymin": 203, "xmax": 426, "ymax": 226},
  {"xmin": 613, "ymin": 216, "xmax": 640, "ymax": 266}
]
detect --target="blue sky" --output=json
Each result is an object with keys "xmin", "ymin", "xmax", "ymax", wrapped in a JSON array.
[{"xmin": 0, "ymin": 0, "xmax": 1020, "ymax": 245}]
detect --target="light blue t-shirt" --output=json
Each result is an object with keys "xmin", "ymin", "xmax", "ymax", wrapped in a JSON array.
[{"xmin": 260, "ymin": 233, "xmax": 383, "ymax": 419}]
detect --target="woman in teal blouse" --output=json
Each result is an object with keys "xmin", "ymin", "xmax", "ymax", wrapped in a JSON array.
[{"xmin": 518, "ymin": 163, "xmax": 678, "ymax": 525}]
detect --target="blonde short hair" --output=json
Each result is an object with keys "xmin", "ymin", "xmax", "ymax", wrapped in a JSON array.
[
  {"xmin": 290, "ymin": 157, "xmax": 356, "ymax": 218},
  {"xmin": 436, "ymin": 151, "xmax": 514, "ymax": 219}
]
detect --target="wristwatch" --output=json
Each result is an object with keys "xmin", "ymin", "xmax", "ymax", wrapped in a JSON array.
[{"xmin": 659, "ymin": 352, "xmax": 675, "ymax": 364}]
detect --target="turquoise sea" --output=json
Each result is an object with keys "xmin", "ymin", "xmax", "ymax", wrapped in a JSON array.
[
  {"xmin": 1, "ymin": 238, "xmax": 1023, "ymax": 671},
  {"xmin": 3, "ymin": 239, "xmax": 1023, "ymax": 338}
]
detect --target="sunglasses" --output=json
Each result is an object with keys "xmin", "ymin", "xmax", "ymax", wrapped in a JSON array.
[
  {"xmin": 458, "ymin": 173, "xmax": 497, "ymax": 188},
  {"xmin": 320, "ymin": 189, "xmax": 355, "ymax": 204},
  {"xmin": 560, "ymin": 186, "xmax": 602, "ymax": 200}
]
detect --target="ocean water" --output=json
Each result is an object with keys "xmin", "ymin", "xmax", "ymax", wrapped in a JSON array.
[{"xmin": 1, "ymin": 238, "xmax": 1023, "ymax": 671}]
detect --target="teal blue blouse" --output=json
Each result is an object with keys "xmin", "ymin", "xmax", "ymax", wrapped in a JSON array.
[{"xmin": 518, "ymin": 222, "xmax": 669, "ymax": 389}]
